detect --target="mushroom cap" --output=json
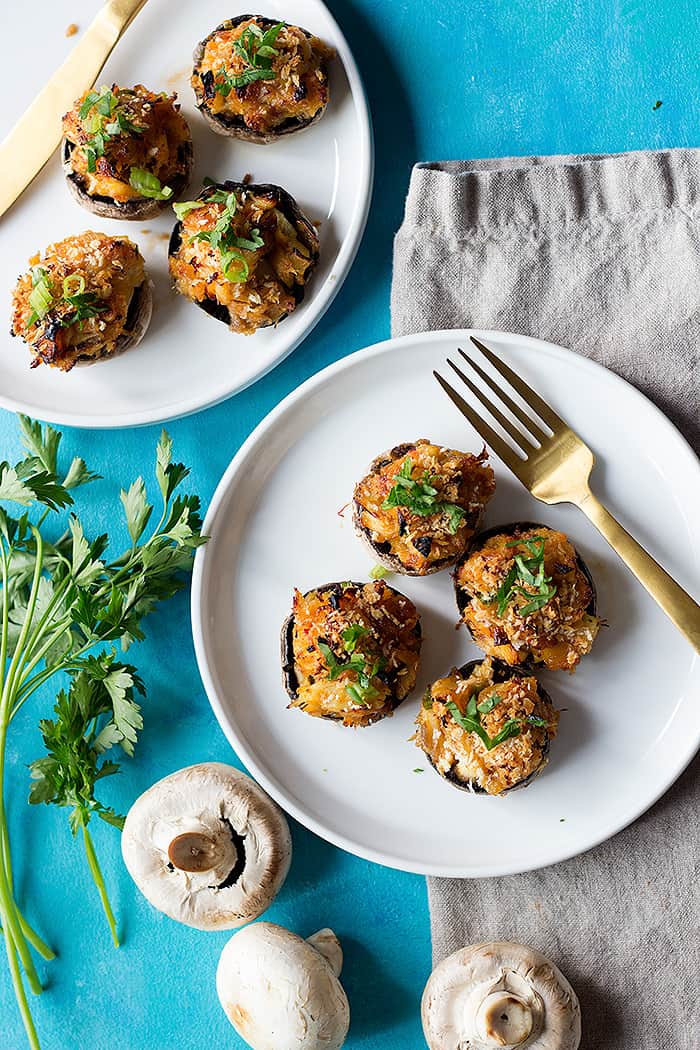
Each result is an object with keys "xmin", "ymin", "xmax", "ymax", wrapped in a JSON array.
[
  {"xmin": 121, "ymin": 762, "xmax": 291, "ymax": 930},
  {"xmin": 421, "ymin": 941, "xmax": 581, "ymax": 1050},
  {"xmin": 217, "ymin": 922, "xmax": 350, "ymax": 1050}
]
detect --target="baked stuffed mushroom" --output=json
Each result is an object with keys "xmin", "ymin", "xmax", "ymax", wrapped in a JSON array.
[
  {"xmin": 281, "ymin": 580, "xmax": 422, "ymax": 727},
  {"xmin": 10, "ymin": 232, "xmax": 151, "ymax": 371},
  {"xmin": 192, "ymin": 15, "xmax": 334, "ymax": 143},
  {"xmin": 454, "ymin": 523, "xmax": 601, "ymax": 672},
  {"xmin": 168, "ymin": 180, "xmax": 320, "ymax": 334},
  {"xmin": 62, "ymin": 84, "xmax": 193, "ymax": 219},
  {"xmin": 353, "ymin": 440, "xmax": 496, "ymax": 576},
  {"xmin": 416, "ymin": 657, "xmax": 559, "ymax": 795}
]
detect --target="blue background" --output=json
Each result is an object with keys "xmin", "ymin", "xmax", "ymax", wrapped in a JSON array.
[{"xmin": 1, "ymin": 0, "xmax": 699, "ymax": 1046}]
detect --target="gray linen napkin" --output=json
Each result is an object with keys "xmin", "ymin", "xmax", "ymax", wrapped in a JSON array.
[{"xmin": 391, "ymin": 150, "xmax": 700, "ymax": 1050}]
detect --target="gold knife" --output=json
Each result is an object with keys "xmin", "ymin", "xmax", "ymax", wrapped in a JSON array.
[{"xmin": 0, "ymin": 0, "xmax": 149, "ymax": 220}]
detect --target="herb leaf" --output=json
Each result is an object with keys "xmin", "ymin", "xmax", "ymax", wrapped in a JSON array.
[
  {"xmin": 488, "ymin": 534, "xmax": 558, "ymax": 617},
  {"xmin": 129, "ymin": 167, "xmax": 173, "ymax": 201},
  {"xmin": 447, "ymin": 694, "xmax": 523, "ymax": 751},
  {"xmin": 382, "ymin": 458, "xmax": 466, "ymax": 535},
  {"xmin": 215, "ymin": 21, "xmax": 284, "ymax": 94}
]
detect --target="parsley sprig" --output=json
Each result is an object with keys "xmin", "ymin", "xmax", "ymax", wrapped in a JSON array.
[
  {"xmin": 173, "ymin": 189, "xmax": 265, "ymax": 282},
  {"xmin": 0, "ymin": 417, "xmax": 204, "ymax": 1049},
  {"xmin": 215, "ymin": 22, "xmax": 284, "ymax": 94},
  {"xmin": 25, "ymin": 270, "xmax": 107, "ymax": 331},
  {"xmin": 318, "ymin": 624, "xmax": 385, "ymax": 708},
  {"xmin": 382, "ymin": 459, "xmax": 466, "ymax": 535},
  {"xmin": 490, "ymin": 535, "xmax": 558, "ymax": 617},
  {"xmin": 79, "ymin": 86, "xmax": 144, "ymax": 174}
]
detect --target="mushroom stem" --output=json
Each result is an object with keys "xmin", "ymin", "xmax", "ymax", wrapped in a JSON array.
[
  {"xmin": 306, "ymin": 928, "xmax": 343, "ymax": 978},
  {"xmin": 167, "ymin": 831, "xmax": 234, "ymax": 874},
  {"xmin": 475, "ymin": 991, "xmax": 534, "ymax": 1047}
]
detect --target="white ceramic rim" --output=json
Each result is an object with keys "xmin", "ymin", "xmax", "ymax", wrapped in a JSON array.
[
  {"xmin": 0, "ymin": 3, "xmax": 373, "ymax": 429},
  {"xmin": 191, "ymin": 329, "xmax": 700, "ymax": 877}
]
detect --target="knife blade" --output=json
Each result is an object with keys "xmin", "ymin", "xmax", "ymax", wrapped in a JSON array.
[{"xmin": 0, "ymin": 0, "xmax": 149, "ymax": 220}]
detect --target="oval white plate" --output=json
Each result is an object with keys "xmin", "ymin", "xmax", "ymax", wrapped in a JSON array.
[
  {"xmin": 192, "ymin": 330, "xmax": 700, "ymax": 877},
  {"xmin": 0, "ymin": 1, "xmax": 372, "ymax": 427}
]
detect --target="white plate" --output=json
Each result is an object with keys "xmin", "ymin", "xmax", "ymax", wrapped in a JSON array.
[
  {"xmin": 192, "ymin": 330, "xmax": 700, "ymax": 877},
  {"xmin": 0, "ymin": 1, "xmax": 372, "ymax": 427}
]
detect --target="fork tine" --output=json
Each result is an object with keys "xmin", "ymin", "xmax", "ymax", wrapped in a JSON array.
[
  {"xmin": 447, "ymin": 357, "xmax": 538, "ymax": 450},
  {"xmin": 433, "ymin": 371, "xmax": 529, "ymax": 479},
  {"xmin": 456, "ymin": 348, "xmax": 549, "ymax": 443},
  {"xmin": 469, "ymin": 336, "xmax": 567, "ymax": 433}
]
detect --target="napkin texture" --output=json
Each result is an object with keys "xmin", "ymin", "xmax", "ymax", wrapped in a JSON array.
[{"xmin": 391, "ymin": 150, "xmax": 700, "ymax": 1050}]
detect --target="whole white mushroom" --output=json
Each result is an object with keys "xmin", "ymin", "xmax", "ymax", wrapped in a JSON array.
[
  {"xmin": 422, "ymin": 941, "xmax": 581, "ymax": 1050},
  {"xmin": 121, "ymin": 762, "xmax": 291, "ymax": 929},
  {"xmin": 216, "ymin": 922, "xmax": 350, "ymax": 1050}
]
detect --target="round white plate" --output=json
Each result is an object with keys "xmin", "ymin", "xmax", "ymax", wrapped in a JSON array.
[
  {"xmin": 0, "ymin": 1, "xmax": 372, "ymax": 427},
  {"xmin": 192, "ymin": 330, "xmax": 700, "ymax": 877}
]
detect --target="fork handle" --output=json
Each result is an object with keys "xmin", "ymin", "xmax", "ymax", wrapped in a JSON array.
[{"xmin": 577, "ymin": 489, "xmax": 700, "ymax": 653}]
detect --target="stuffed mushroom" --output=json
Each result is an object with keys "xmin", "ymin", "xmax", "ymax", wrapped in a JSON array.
[
  {"xmin": 416, "ymin": 657, "xmax": 559, "ymax": 796},
  {"xmin": 168, "ymin": 180, "xmax": 320, "ymax": 334},
  {"xmin": 281, "ymin": 580, "xmax": 422, "ymax": 727},
  {"xmin": 454, "ymin": 523, "xmax": 601, "ymax": 672},
  {"xmin": 62, "ymin": 83, "xmax": 193, "ymax": 219},
  {"xmin": 353, "ymin": 440, "xmax": 496, "ymax": 576},
  {"xmin": 192, "ymin": 15, "xmax": 334, "ymax": 143},
  {"xmin": 10, "ymin": 232, "xmax": 151, "ymax": 371}
]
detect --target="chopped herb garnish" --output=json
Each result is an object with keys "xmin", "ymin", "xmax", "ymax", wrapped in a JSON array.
[
  {"xmin": 413, "ymin": 768, "xmax": 424, "ymax": 773},
  {"xmin": 447, "ymin": 685, "xmax": 550, "ymax": 750},
  {"xmin": 488, "ymin": 535, "xmax": 557, "ymax": 617},
  {"xmin": 25, "ymin": 267, "xmax": 54, "ymax": 328},
  {"xmin": 318, "ymin": 627, "xmax": 385, "ymax": 709},
  {"xmin": 128, "ymin": 167, "xmax": 173, "ymax": 201},
  {"xmin": 382, "ymin": 458, "xmax": 466, "ymax": 535},
  {"xmin": 341, "ymin": 624, "xmax": 368, "ymax": 652},
  {"xmin": 175, "ymin": 189, "xmax": 265, "ymax": 283},
  {"xmin": 215, "ymin": 22, "xmax": 284, "ymax": 95},
  {"xmin": 652, "ymin": 99, "xmax": 663, "ymax": 110},
  {"xmin": 447, "ymin": 697, "xmax": 522, "ymax": 751},
  {"xmin": 477, "ymin": 692, "xmax": 502, "ymax": 714},
  {"xmin": 369, "ymin": 564, "xmax": 390, "ymax": 580},
  {"xmin": 25, "ymin": 269, "xmax": 106, "ymax": 331},
  {"xmin": 79, "ymin": 86, "xmax": 144, "ymax": 173}
]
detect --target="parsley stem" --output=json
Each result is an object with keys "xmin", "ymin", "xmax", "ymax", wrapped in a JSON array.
[
  {"xmin": 81, "ymin": 821, "xmax": 119, "ymax": 948},
  {"xmin": 0, "ymin": 723, "xmax": 42, "ymax": 996},
  {"xmin": 2, "ymin": 923, "xmax": 41, "ymax": 1050},
  {"xmin": 0, "ymin": 823, "xmax": 54, "ymax": 960}
]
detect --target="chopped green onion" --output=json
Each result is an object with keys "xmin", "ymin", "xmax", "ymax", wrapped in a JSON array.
[
  {"xmin": 62, "ymin": 274, "xmax": 85, "ymax": 298},
  {"xmin": 129, "ymin": 167, "xmax": 173, "ymax": 201}
]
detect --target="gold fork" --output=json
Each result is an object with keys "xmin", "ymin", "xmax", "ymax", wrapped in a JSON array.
[{"xmin": 434, "ymin": 335, "xmax": 700, "ymax": 654}]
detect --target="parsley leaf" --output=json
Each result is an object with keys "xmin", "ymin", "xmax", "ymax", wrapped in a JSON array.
[
  {"xmin": 487, "ymin": 534, "xmax": 558, "ymax": 617},
  {"xmin": 318, "ymin": 626, "xmax": 385, "ymax": 708},
  {"xmin": 382, "ymin": 458, "xmax": 466, "ymax": 535},
  {"xmin": 447, "ymin": 697, "xmax": 522, "ymax": 751},
  {"xmin": 215, "ymin": 21, "xmax": 284, "ymax": 94}
]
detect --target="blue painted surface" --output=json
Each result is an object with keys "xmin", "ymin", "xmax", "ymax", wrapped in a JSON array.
[{"xmin": 1, "ymin": 0, "xmax": 699, "ymax": 1046}]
